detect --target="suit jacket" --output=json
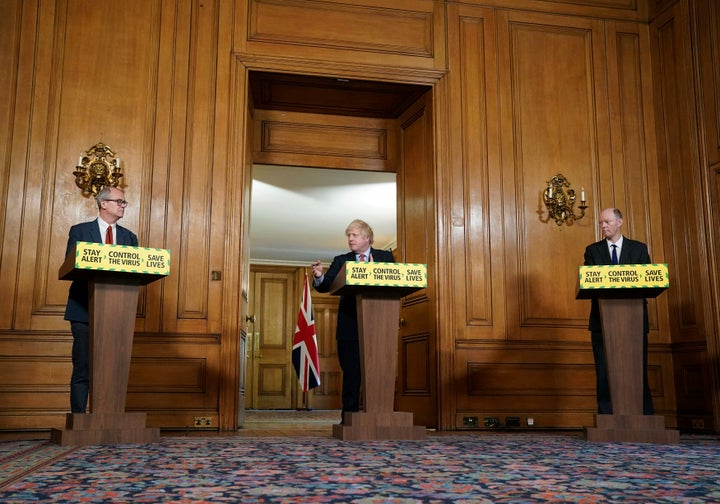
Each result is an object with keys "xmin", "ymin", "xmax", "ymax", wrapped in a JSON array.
[
  {"xmin": 584, "ymin": 236, "xmax": 650, "ymax": 332},
  {"xmin": 314, "ymin": 248, "xmax": 395, "ymax": 341},
  {"xmin": 64, "ymin": 219, "xmax": 139, "ymax": 322}
]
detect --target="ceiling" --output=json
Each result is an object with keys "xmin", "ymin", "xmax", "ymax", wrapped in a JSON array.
[
  {"xmin": 250, "ymin": 164, "xmax": 397, "ymax": 265},
  {"xmin": 247, "ymin": 72, "xmax": 428, "ymax": 265}
]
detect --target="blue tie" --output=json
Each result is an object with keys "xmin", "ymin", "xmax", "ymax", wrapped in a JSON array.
[{"xmin": 611, "ymin": 244, "xmax": 618, "ymax": 265}]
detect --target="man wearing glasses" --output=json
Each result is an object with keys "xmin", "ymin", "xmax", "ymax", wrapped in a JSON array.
[{"xmin": 63, "ymin": 186, "xmax": 138, "ymax": 413}]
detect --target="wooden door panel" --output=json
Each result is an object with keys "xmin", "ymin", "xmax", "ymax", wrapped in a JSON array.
[
  {"xmin": 396, "ymin": 90, "xmax": 437, "ymax": 428},
  {"xmin": 248, "ymin": 268, "xmax": 296, "ymax": 409}
]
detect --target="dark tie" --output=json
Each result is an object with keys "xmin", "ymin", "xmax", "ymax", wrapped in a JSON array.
[
  {"xmin": 105, "ymin": 226, "xmax": 113, "ymax": 245},
  {"xmin": 358, "ymin": 254, "xmax": 366, "ymax": 262},
  {"xmin": 611, "ymin": 244, "xmax": 618, "ymax": 265}
]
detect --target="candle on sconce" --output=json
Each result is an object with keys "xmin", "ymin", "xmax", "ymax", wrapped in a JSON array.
[
  {"xmin": 78, "ymin": 155, "xmax": 83, "ymax": 166},
  {"xmin": 115, "ymin": 157, "xmax": 120, "ymax": 168},
  {"xmin": 547, "ymin": 184, "xmax": 552, "ymax": 198},
  {"xmin": 581, "ymin": 187, "xmax": 586, "ymax": 201}
]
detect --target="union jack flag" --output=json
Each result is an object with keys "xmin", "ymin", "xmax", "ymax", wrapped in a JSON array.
[{"xmin": 292, "ymin": 274, "xmax": 321, "ymax": 391}]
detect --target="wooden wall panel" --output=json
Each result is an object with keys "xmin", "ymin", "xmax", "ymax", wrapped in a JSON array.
[
  {"xmin": 650, "ymin": 0, "xmax": 717, "ymax": 429},
  {"xmin": 1, "ymin": 0, "xmax": 718, "ymax": 434},
  {"xmin": 396, "ymin": 92, "xmax": 437, "ymax": 428},
  {"xmin": 456, "ymin": 0, "xmax": 650, "ymax": 21},
  {"xmin": 17, "ymin": 1, "xmax": 164, "ymax": 332},
  {"xmin": 236, "ymin": 0, "xmax": 446, "ymax": 74},
  {"xmin": 446, "ymin": 4, "xmax": 678, "ymax": 428},
  {"xmin": 307, "ymin": 292, "xmax": 342, "ymax": 410},
  {"xmin": 0, "ymin": 0, "xmax": 231, "ymax": 430},
  {"xmin": 693, "ymin": 0, "xmax": 720, "ymax": 169},
  {"xmin": 652, "ymin": 6, "xmax": 706, "ymax": 342},
  {"xmin": 0, "ymin": 0, "xmax": 22, "ymax": 330},
  {"xmin": 253, "ymin": 109, "xmax": 398, "ymax": 171},
  {"xmin": 499, "ymin": 12, "xmax": 603, "ymax": 337},
  {"xmin": 455, "ymin": 344, "xmax": 598, "ymax": 429},
  {"xmin": 446, "ymin": 5, "xmax": 500, "ymax": 338},
  {"xmin": 604, "ymin": 21, "xmax": 666, "ymax": 334}
]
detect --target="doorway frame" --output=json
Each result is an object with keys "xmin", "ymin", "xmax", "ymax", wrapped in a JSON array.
[{"xmin": 219, "ymin": 56, "xmax": 451, "ymax": 431}]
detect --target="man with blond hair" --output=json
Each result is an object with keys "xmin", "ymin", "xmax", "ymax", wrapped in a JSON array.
[{"xmin": 311, "ymin": 219, "xmax": 395, "ymax": 424}]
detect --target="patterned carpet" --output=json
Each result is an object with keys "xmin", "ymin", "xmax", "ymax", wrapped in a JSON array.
[{"xmin": 1, "ymin": 431, "xmax": 719, "ymax": 502}]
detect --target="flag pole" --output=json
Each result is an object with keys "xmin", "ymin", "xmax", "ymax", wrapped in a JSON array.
[{"xmin": 301, "ymin": 267, "xmax": 311, "ymax": 411}]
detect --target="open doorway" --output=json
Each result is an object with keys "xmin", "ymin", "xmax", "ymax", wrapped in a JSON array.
[
  {"xmin": 246, "ymin": 165, "xmax": 397, "ymax": 410},
  {"xmin": 237, "ymin": 70, "xmax": 437, "ymax": 427}
]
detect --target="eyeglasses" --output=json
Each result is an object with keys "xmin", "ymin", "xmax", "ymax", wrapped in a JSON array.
[{"xmin": 103, "ymin": 199, "xmax": 128, "ymax": 207}]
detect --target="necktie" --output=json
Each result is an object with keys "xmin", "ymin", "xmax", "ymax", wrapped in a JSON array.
[
  {"xmin": 611, "ymin": 244, "xmax": 618, "ymax": 265},
  {"xmin": 105, "ymin": 226, "xmax": 113, "ymax": 245},
  {"xmin": 358, "ymin": 254, "xmax": 366, "ymax": 262}
]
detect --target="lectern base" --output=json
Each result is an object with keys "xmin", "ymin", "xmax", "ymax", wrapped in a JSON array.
[
  {"xmin": 585, "ymin": 414, "xmax": 679, "ymax": 444},
  {"xmin": 51, "ymin": 412, "xmax": 160, "ymax": 446},
  {"xmin": 333, "ymin": 411, "xmax": 426, "ymax": 441}
]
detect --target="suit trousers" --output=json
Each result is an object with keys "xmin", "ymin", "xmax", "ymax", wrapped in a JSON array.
[
  {"xmin": 337, "ymin": 338, "xmax": 361, "ymax": 418},
  {"xmin": 70, "ymin": 321, "xmax": 90, "ymax": 413}
]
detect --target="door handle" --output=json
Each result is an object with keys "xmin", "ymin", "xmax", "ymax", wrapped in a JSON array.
[{"xmin": 246, "ymin": 314, "xmax": 256, "ymax": 324}]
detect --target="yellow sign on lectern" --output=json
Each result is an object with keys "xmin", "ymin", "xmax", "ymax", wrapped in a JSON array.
[
  {"xmin": 72, "ymin": 242, "xmax": 170, "ymax": 276},
  {"xmin": 344, "ymin": 262, "xmax": 427, "ymax": 289},
  {"xmin": 578, "ymin": 264, "xmax": 669, "ymax": 290}
]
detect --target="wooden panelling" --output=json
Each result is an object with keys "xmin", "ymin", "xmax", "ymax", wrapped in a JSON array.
[
  {"xmin": 446, "ymin": 5, "xmax": 498, "ymax": 336},
  {"xmin": 308, "ymin": 291, "xmax": 342, "ymax": 410},
  {"xmin": 395, "ymin": 91, "xmax": 437, "ymax": 428},
  {"xmin": 237, "ymin": 0, "xmax": 446, "ymax": 72},
  {"xmin": 253, "ymin": 109, "xmax": 398, "ymax": 171},
  {"xmin": 651, "ymin": 5, "xmax": 706, "ymax": 341},
  {"xmin": 1, "ymin": 0, "xmax": 719, "ymax": 434},
  {"xmin": 500, "ymin": 11, "xmax": 604, "ymax": 337},
  {"xmin": 446, "ymin": 4, "xmax": 680, "ymax": 427},
  {"xmin": 0, "ymin": 0, "xmax": 233, "ymax": 430},
  {"xmin": 455, "ymin": 0, "xmax": 649, "ymax": 21},
  {"xmin": 650, "ymin": 0, "xmax": 717, "ymax": 427},
  {"xmin": 692, "ymin": 0, "xmax": 720, "ymax": 169},
  {"xmin": 604, "ymin": 19, "xmax": 668, "ymax": 335},
  {"xmin": 0, "ymin": 0, "xmax": 21, "ymax": 330},
  {"xmin": 401, "ymin": 334, "xmax": 430, "ymax": 394}
]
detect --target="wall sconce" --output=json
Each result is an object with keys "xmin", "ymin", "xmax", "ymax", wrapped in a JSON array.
[
  {"xmin": 73, "ymin": 142, "xmax": 123, "ymax": 197},
  {"xmin": 542, "ymin": 173, "xmax": 587, "ymax": 226}
]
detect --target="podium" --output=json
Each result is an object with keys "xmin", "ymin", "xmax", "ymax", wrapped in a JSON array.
[
  {"xmin": 51, "ymin": 243, "xmax": 170, "ymax": 445},
  {"xmin": 329, "ymin": 262, "xmax": 427, "ymax": 441},
  {"xmin": 577, "ymin": 264, "xmax": 679, "ymax": 443}
]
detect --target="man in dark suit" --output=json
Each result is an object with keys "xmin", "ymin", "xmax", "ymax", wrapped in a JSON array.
[
  {"xmin": 311, "ymin": 219, "xmax": 395, "ymax": 423},
  {"xmin": 64, "ymin": 186, "xmax": 138, "ymax": 413},
  {"xmin": 583, "ymin": 207, "xmax": 653, "ymax": 415}
]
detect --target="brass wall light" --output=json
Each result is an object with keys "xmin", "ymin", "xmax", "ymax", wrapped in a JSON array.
[
  {"xmin": 73, "ymin": 142, "xmax": 123, "ymax": 197},
  {"xmin": 542, "ymin": 173, "xmax": 587, "ymax": 226}
]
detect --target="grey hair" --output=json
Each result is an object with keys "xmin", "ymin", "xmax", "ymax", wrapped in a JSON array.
[{"xmin": 96, "ymin": 186, "xmax": 113, "ymax": 210}]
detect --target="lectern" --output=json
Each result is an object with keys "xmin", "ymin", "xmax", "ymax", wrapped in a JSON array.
[
  {"xmin": 330, "ymin": 262, "xmax": 427, "ymax": 441},
  {"xmin": 52, "ymin": 242, "xmax": 170, "ymax": 445},
  {"xmin": 577, "ymin": 264, "xmax": 679, "ymax": 443}
]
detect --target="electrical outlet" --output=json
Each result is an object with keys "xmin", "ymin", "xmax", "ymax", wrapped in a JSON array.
[
  {"xmin": 194, "ymin": 416, "xmax": 213, "ymax": 427},
  {"xmin": 483, "ymin": 417, "xmax": 500, "ymax": 428},
  {"xmin": 691, "ymin": 418, "xmax": 705, "ymax": 429},
  {"xmin": 505, "ymin": 416, "xmax": 520, "ymax": 428},
  {"xmin": 462, "ymin": 416, "xmax": 479, "ymax": 427},
  {"xmin": 526, "ymin": 417, "xmax": 535, "ymax": 427}
]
